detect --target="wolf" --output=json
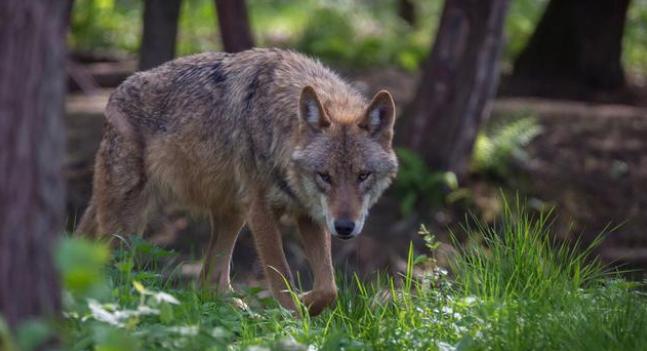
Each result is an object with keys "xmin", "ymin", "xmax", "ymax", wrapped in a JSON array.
[{"xmin": 77, "ymin": 48, "xmax": 398, "ymax": 315}]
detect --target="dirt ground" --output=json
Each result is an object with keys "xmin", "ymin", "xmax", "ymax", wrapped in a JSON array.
[{"xmin": 64, "ymin": 61, "xmax": 647, "ymax": 283}]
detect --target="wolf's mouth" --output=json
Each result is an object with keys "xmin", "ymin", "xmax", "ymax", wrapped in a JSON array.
[{"xmin": 336, "ymin": 234, "xmax": 354, "ymax": 241}]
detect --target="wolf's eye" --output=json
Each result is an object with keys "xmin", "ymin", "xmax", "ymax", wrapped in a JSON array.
[
  {"xmin": 317, "ymin": 172, "xmax": 332, "ymax": 184},
  {"xmin": 358, "ymin": 171, "xmax": 372, "ymax": 182}
]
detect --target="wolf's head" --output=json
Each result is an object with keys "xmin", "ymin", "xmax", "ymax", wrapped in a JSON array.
[{"xmin": 292, "ymin": 86, "xmax": 398, "ymax": 240}]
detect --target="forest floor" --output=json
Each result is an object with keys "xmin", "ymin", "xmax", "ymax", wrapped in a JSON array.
[
  {"xmin": 56, "ymin": 202, "xmax": 647, "ymax": 351},
  {"xmin": 64, "ymin": 61, "xmax": 647, "ymax": 282}
]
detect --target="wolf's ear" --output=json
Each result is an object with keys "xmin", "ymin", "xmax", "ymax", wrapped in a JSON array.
[
  {"xmin": 360, "ymin": 90, "xmax": 396, "ymax": 145},
  {"xmin": 299, "ymin": 86, "xmax": 330, "ymax": 132}
]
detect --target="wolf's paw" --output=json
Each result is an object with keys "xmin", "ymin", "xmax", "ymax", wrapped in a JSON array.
[{"xmin": 299, "ymin": 289, "xmax": 337, "ymax": 316}]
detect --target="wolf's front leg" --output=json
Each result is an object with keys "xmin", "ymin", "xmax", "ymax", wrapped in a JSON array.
[
  {"xmin": 297, "ymin": 216, "xmax": 337, "ymax": 316},
  {"xmin": 247, "ymin": 195, "xmax": 296, "ymax": 311}
]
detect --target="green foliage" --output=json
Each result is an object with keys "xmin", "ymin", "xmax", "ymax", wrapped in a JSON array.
[
  {"xmin": 70, "ymin": 0, "xmax": 141, "ymax": 55},
  {"xmin": 471, "ymin": 115, "xmax": 542, "ymax": 179},
  {"xmin": 451, "ymin": 197, "xmax": 605, "ymax": 301},
  {"xmin": 394, "ymin": 148, "xmax": 460, "ymax": 215},
  {"xmin": 67, "ymin": 0, "xmax": 647, "ymax": 74},
  {"xmin": 68, "ymin": 0, "xmax": 436, "ymax": 70},
  {"xmin": 15, "ymin": 319, "xmax": 54, "ymax": 351},
  {"xmin": 55, "ymin": 237, "xmax": 111, "ymax": 299},
  {"xmin": 625, "ymin": 0, "xmax": 647, "ymax": 74},
  {"xmin": 177, "ymin": 0, "xmax": 219, "ymax": 56},
  {"xmin": 446, "ymin": 200, "xmax": 647, "ymax": 350},
  {"xmin": 57, "ymin": 200, "xmax": 647, "ymax": 350},
  {"xmin": 0, "ymin": 241, "xmax": 80, "ymax": 350},
  {"xmin": 296, "ymin": 7, "xmax": 355, "ymax": 64},
  {"xmin": 0, "ymin": 317, "xmax": 17, "ymax": 351},
  {"xmin": 295, "ymin": 4, "xmax": 428, "ymax": 70},
  {"xmin": 419, "ymin": 224, "xmax": 441, "ymax": 253},
  {"xmin": 92, "ymin": 325, "xmax": 140, "ymax": 351}
]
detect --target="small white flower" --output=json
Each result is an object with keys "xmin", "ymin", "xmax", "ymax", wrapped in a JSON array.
[
  {"xmin": 462, "ymin": 296, "xmax": 478, "ymax": 305},
  {"xmin": 62, "ymin": 311, "xmax": 79, "ymax": 319},
  {"xmin": 136, "ymin": 305, "xmax": 160, "ymax": 315},
  {"xmin": 88, "ymin": 299, "xmax": 123, "ymax": 327},
  {"xmin": 211, "ymin": 327, "xmax": 228, "ymax": 339},
  {"xmin": 154, "ymin": 291, "xmax": 180, "ymax": 305},
  {"xmin": 168, "ymin": 325, "xmax": 199, "ymax": 336},
  {"xmin": 441, "ymin": 306, "xmax": 453, "ymax": 314},
  {"xmin": 246, "ymin": 346, "xmax": 271, "ymax": 351},
  {"xmin": 437, "ymin": 341, "xmax": 456, "ymax": 351}
]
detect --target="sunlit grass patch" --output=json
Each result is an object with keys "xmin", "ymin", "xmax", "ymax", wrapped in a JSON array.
[
  {"xmin": 450, "ymin": 198, "xmax": 605, "ymax": 301},
  {"xmin": 54, "ymin": 200, "xmax": 647, "ymax": 351}
]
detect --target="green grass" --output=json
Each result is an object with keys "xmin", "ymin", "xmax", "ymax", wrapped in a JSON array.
[{"xmin": 26, "ymin": 200, "xmax": 643, "ymax": 351}]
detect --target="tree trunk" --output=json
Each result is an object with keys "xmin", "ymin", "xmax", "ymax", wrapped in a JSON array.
[
  {"xmin": 214, "ymin": 0, "xmax": 254, "ymax": 53},
  {"xmin": 510, "ymin": 0, "xmax": 630, "ymax": 96},
  {"xmin": 139, "ymin": 0, "xmax": 182, "ymax": 71},
  {"xmin": 0, "ymin": 0, "xmax": 69, "ymax": 335},
  {"xmin": 400, "ymin": 0, "xmax": 510, "ymax": 178},
  {"xmin": 398, "ymin": 0, "xmax": 416, "ymax": 26}
]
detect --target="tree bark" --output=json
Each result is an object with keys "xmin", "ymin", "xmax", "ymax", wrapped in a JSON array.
[
  {"xmin": 398, "ymin": 0, "xmax": 416, "ymax": 27},
  {"xmin": 214, "ymin": 0, "xmax": 254, "ymax": 53},
  {"xmin": 0, "ymin": 0, "xmax": 69, "ymax": 334},
  {"xmin": 510, "ymin": 0, "xmax": 631, "ymax": 96},
  {"xmin": 139, "ymin": 0, "xmax": 183, "ymax": 71},
  {"xmin": 400, "ymin": 0, "xmax": 510, "ymax": 178}
]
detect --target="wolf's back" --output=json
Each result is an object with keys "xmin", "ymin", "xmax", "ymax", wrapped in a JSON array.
[{"xmin": 106, "ymin": 49, "xmax": 364, "ymax": 138}]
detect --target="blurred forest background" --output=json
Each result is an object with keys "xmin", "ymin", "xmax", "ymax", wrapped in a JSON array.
[{"xmin": 3, "ymin": 0, "xmax": 647, "ymax": 331}]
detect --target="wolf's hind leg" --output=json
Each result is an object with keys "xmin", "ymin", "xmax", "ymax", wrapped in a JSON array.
[
  {"xmin": 76, "ymin": 198, "xmax": 99, "ymax": 237},
  {"xmin": 93, "ymin": 127, "xmax": 150, "ymax": 239},
  {"xmin": 200, "ymin": 211, "xmax": 245, "ymax": 292},
  {"xmin": 297, "ymin": 216, "xmax": 337, "ymax": 316}
]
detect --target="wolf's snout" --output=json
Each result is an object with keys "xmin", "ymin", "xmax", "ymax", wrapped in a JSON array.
[{"xmin": 333, "ymin": 219, "xmax": 355, "ymax": 239}]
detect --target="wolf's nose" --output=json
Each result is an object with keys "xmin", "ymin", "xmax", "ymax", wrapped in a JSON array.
[{"xmin": 334, "ymin": 219, "xmax": 355, "ymax": 237}]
